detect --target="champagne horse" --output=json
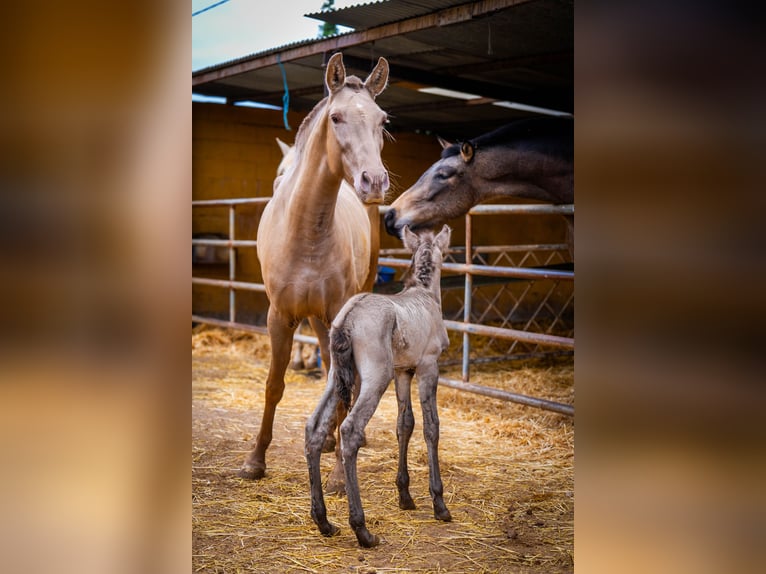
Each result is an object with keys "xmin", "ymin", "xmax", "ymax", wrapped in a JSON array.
[{"xmin": 240, "ymin": 53, "xmax": 389, "ymax": 490}]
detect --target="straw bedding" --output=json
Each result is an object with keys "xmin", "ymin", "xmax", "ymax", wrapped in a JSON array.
[{"xmin": 192, "ymin": 325, "xmax": 573, "ymax": 573}]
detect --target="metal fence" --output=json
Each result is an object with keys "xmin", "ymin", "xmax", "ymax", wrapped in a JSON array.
[{"xmin": 192, "ymin": 199, "xmax": 574, "ymax": 416}]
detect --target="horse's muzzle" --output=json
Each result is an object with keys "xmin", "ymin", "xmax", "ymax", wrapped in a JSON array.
[
  {"xmin": 355, "ymin": 170, "xmax": 389, "ymax": 204},
  {"xmin": 384, "ymin": 208, "xmax": 400, "ymax": 237}
]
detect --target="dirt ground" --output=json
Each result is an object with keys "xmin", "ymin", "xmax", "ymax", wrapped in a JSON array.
[{"xmin": 192, "ymin": 328, "xmax": 574, "ymax": 573}]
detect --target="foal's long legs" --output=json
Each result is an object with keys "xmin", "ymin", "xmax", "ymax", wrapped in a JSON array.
[
  {"xmin": 305, "ymin": 372, "xmax": 342, "ymax": 537},
  {"xmin": 394, "ymin": 369, "xmax": 417, "ymax": 510},
  {"xmin": 240, "ymin": 307, "xmax": 295, "ymax": 479},
  {"xmin": 308, "ymin": 317, "xmax": 339, "ymax": 454},
  {"xmin": 416, "ymin": 362, "xmax": 452, "ymax": 522},
  {"xmin": 341, "ymin": 371, "xmax": 391, "ymax": 548}
]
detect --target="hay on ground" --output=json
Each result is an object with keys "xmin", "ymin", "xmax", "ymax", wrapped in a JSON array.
[{"xmin": 192, "ymin": 325, "xmax": 573, "ymax": 573}]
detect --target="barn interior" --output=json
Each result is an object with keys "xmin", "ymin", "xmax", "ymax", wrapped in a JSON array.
[{"xmin": 192, "ymin": 0, "xmax": 574, "ymax": 334}]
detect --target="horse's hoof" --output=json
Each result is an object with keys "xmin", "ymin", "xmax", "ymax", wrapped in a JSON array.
[
  {"xmin": 399, "ymin": 495, "xmax": 417, "ymax": 511},
  {"xmin": 435, "ymin": 507, "xmax": 452, "ymax": 522},
  {"xmin": 319, "ymin": 522, "xmax": 340, "ymax": 537},
  {"xmin": 321, "ymin": 434, "xmax": 336, "ymax": 453},
  {"xmin": 356, "ymin": 529, "xmax": 381, "ymax": 548},
  {"xmin": 238, "ymin": 463, "xmax": 265, "ymax": 480},
  {"xmin": 289, "ymin": 360, "xmax": 305, "ymax": 371}
]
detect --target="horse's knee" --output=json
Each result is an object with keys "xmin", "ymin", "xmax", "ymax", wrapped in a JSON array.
[
  {"xmin": 340, "ymin": 419, "xmax": 364, "ymax": 453},
  {"xmin": 398, "ymin": 409, "xmax": 415, "ymax": 437}
]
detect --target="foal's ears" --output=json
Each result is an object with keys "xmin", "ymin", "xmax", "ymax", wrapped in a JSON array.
[
  {"xmin": 401, "ymin": 225, "xmax": 420, "ymax": 252},
  {"xmin": 435, "ymin": 224, "xmax": 452, "ymax": 254},
  {"xmin": 364, "ymin": 57, "xmax": 389, "ymax": 98},
  {"xmin": 325, "ymin": 52, "xmax": 346, "ymax": 94}
]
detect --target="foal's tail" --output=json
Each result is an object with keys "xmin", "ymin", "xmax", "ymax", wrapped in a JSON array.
[{"xmin": 330, "ymin": 325, "xmax": 356, "ymax": 409}]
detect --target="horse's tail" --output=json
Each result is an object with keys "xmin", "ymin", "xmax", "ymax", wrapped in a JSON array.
[{"xmin": 330, "ymin": 325, "xmax": 356, "ymax": 409}]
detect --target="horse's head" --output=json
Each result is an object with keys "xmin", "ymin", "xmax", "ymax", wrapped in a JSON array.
[
  {"xmin": 324, "ymin": 52, "xmax": 390, "ymax": 205},
  {"xmin": 385, "ymin": 138, "xmax": 477, "ymax": 238}
]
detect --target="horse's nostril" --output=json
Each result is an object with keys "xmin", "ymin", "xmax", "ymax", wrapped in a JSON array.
[
  {"xmin": 384, "ymin": 209, "xmax": 400, "ymax": 237},
  {"xmin": 361, "ymin": 171, "xmax": 371, "ymax": 185}
]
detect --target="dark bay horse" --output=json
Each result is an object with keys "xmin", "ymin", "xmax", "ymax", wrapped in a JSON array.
[
  {"xmin": 240, "ymin": 52, "xmax": 390, "ymax": 485},
  {"xmin": 384, "ymin": 117, "xmax": 573, "ymax": 253},
  {"xmin": 305, "ymin": 225, "xmax": 453, "ymax": 547}
]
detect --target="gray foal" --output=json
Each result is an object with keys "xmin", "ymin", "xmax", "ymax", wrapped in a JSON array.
[{"xmin": 305, "ymin": 224, "xmax": 453, "ymax": 548}]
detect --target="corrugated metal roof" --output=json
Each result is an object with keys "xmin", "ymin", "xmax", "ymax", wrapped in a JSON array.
[
  {"xmin": 192, "ymin": 0, "xmax": 572, "ymax": 139},
  {"xmin": 305, "ymin": 0, "xmax": 469, "ymax": 30}
]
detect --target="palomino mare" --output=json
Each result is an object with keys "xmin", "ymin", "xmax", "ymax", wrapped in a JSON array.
[
  {"xmin": 384, "ymin": 117, "xmax": 574, "ymax": 255},
  {"xmin": 306, "ymin": 225, "xmax": 453, "ymax": 548},
  {"xmin": 240, "ymin": 52, "xmax": 390, "ymax": 483},
  {"xmin": 274, "ymin": 138, "xmax": 381, "ymax": 372}
]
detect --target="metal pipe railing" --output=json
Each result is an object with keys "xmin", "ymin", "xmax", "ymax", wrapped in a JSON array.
[{"xmin": 193, "ymin": 200, "xmax": 575, "ymax": 416}]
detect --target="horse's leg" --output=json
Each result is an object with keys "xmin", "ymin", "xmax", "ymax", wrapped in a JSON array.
[
  {"xmin": 308, "ymin": 317, "xmax": 337, "ymax": 454},
  {"xmin": 305, "ymin": 372, "xmax": 341, "ymax": 537},
  {"xmin": 289, "ymin": 341, "xmax": 305, "ymax": 371},
  {"xmin": 239, "ymin": 308, "xmax": 295, "ymax": 479},
  {"xmin": 394, "ymin": 368, "xmax": 417, "ymax": 510},
  {"xmin": 416, "ymin": 361, "xmax": 452, "ymax": 522},
  {"xmin": 340, "ymin": 371, "xmax": 389, "ymax": 548}
]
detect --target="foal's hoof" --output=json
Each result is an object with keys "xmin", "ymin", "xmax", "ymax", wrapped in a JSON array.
[
  {"xmin": 355, "ymin": 529, "xmax": 381, "ymax": 548},
  {"xmin": 289, "ymin": 360, "xmax": 305, "ymax": 371},
  {"xmin": 435, "ymin": 507, "xmax": 452, "ymax": 522},
  {"xmin": 319, "ymin": 522, "xmax": 340, "ymax": 537},
  {"xmin": 238, "ymin": 463, "xmax": 265, "ymax": 480},
  {"xmin": 399, "ymin": 494, "xmax": 417, "ymax": 511},
  {"xmin": 321, "ymin": 434, "xmax": 336, "ymax": 453}
]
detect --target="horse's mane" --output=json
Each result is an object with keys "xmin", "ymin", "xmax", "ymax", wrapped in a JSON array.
[
  {"xmin": 441, "ymin": 116, "xmax": 573, "ymax": 161},
  {"xmin": 403, "ymin": 234, "xmax": 436, "ymax": 290}
]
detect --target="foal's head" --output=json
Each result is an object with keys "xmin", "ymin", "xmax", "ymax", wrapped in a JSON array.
[
  {"xmin": 401, "ymin": 224, "xmax": 451, "ymax": 290},
  {"xmin": 323, "ymin": 52, "xmax": 391, "ymax": 204}
]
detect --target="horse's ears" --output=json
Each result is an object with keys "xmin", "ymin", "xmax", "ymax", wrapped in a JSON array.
[
  {"xmin": 276, "ymin": 137, "xmax": 291, "ymax": 158},
  {"xmin": 460, "ymin": 141, "xmax": 475, "ymax": 163},
  {"xmin": 437, "ymin": 136, "xmax": 452, "ymax": 150},
  {"xmin": 435, "ymin": 224, "xmax": 452, "ymax": 253},
  {"xmin": 401, "ymin": 225, "xmax": 419, "ymax": 251},
  {"xmin": 325, "ymin": 52, "xmax": 346, "ymax": 94},
  {"xmin": 364, "ymin": 57, "xmax": 389, "ymax": 98}
]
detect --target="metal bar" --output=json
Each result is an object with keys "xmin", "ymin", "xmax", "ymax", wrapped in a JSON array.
[
  {"xmin": 376, "ymin": 204, "xmax": 573, "ymax": 216},
  {"xmin": 191, "ymin": 239, "xmax": 258, "ymax": 248},
  {"xmin": 378, "ymin": 257, "xmax": 574, "ymax": 281},
  {"xmin": 192, "ymin": 315, "xmax": 268, "ymax": 336},
  {"xmin": 463, "ymin": 211, "xmax": 473, "ymax": 382},
  {"xmin": 468, "ymin": 204, "xmax": 573, "ymax": 216},
  {"xmin": 192, "ymin": 315, "xmax": 318, "ymax": 346},
  {"xmin": 192, "ymin": 277, "xmax": 267, "ymax": 292},
  {"xmin": 443, "ymin": 320, "xmax": 574, "ymax": 349},
  {"xmin": 438, "ymin": 376, "xmax": 574, "ymax": 416},
  {"xmin": 380, "ymin": 243, "xmax": 570, "ymax": 256},
  {"xmin": 192, "ymin": 198, "xmax": 270, "ymax": 207},
  {"xmin": 229, "ymin": 206, "xmax": 236, "ymax": 323}
]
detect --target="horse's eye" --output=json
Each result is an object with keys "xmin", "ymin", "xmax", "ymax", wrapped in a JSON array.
[
  {"xmin": 331, "ymin": 114, "xmax": 342, "ymax": 124},
  {"xmin": 435, "ymin": 167, "xmax": 455, "ymax": 180}
]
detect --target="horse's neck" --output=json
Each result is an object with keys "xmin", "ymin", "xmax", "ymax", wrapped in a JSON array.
[
  {"xmin": 477, "ymin": 154, "xmax": 573, "ymax": 204},
  {"xmin": 286, "ymin": 121, "xmax": 345, "ymax": 236}
]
